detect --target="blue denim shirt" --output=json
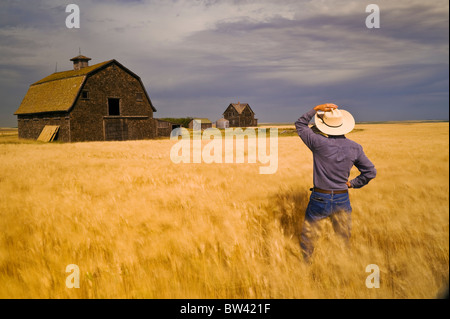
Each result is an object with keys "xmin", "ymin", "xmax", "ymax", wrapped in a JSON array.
[{"xmin": 295, "ymin": 109, "xmax": 377, "ymax": 190}]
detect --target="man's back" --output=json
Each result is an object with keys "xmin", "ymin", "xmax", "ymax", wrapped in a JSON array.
[{"xmin": 295, "ymin": 108, "xmax": 376, "ymax": 190}]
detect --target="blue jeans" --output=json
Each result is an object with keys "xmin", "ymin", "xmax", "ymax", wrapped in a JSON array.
[{"xmin": 300, "ymin": 191, "xmax": 352, "ymax": 261}]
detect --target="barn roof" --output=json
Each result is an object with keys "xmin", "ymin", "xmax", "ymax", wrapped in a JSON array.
[
  {"xmin": 15, "ymin": 59, "xmax": 156, "ymax": 115},
  {"xmin": 15, "ymin": 76, "xmax": 85, "ymax": 115},
  {"xmin": 33, "ymin": 60, "xmax": 111, "ymax": 85}
]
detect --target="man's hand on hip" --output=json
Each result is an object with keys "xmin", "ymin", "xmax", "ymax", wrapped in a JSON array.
[{"xmin": 314, "ymin": 103, "xmax": 338, "ymax": 112}]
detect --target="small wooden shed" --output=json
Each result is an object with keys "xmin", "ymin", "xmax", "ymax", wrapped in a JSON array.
[
  {"xmin": 188, "ymin": 118, "xmax": 212, "ymax": 130},
  {"xmin": 156, "ymin": 119, "xmax": 181, "ymax": 137}
]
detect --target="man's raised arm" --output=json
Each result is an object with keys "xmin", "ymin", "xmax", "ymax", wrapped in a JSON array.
[{"xmin": 295, "ymin": 104, "xmax": 337, "ymax": 150}]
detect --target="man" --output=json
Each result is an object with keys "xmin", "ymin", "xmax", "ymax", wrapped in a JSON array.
[{"xmin": 295, "ymin": 103, "xmax": 376, "ymax": 261}]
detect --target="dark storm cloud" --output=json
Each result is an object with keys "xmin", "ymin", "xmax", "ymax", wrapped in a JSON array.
[
  {"xmin": 0, "ymin": 0, "xmax": 448, "ymax": 126},
  {"xmin": 0, "ymin": 0, "xmax": 66, "ymax": 29},
  {"xmin": 145, "ymin": 1, "xmax": 448, "ymax": 122}
]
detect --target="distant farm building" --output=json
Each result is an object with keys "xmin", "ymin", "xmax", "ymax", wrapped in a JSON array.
[
  {"xmin": 15, "ymin": 55, "xmax": 159, "ymax": 142},
  {"xmin": 223, "ymin": 102, "xmax": 257, "ymax": 127},
  {"xmin": 188, "ymin": 118, "xmax": 212, "ymax": 130},
  {"xmin": 156, "ymin": 119, "xmax": 181, "ymax": 137},
  {"xmin": 215, "ymin": 118, "xmax": 229, "ymax": 129}
]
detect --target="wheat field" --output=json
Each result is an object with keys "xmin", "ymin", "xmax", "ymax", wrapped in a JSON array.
[{"xmin": 0, "ymin": 122, "xmax": 448, "ymax": 299}]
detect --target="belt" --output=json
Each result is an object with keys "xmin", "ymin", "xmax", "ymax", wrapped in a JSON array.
[{"xmin": 310, "ymin": 187, "xmax": 348, "ymax": 194}]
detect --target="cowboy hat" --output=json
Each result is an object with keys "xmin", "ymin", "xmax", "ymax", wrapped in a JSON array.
[{"xmin": 314, "ymin": 109, "xmax": 355, "ymax": 135}]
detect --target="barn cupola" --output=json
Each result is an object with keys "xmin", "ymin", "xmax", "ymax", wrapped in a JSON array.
[{"xmin": 70, "ymin": 55, "xmax": 91, "ymax": 71}]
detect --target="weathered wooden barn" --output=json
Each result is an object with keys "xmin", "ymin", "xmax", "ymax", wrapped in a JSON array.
[
  {"xmin": 188, "ymin": 118, "xmax": 212, "ymax": 130},
  {"xmin": 15, "ymin": 55, "xmax": 158, "ymax": 142},
  {"xmin": 223, "ymin": 102, "xmax": 257, "ymax": 127}
]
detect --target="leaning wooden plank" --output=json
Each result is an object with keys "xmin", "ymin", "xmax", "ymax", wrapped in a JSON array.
[
  {"xmin": 46, "ymin": 125, "xmax": 59, "ymax": 142},
  {"xmin": 37, "ymin": 125, "xmax": 60, "ymax": 142},
  {"xmin": 49, "ymin": 126, "xmax": 60, "ymax": 142},
  {"xmin": 37, "ymin": 126, "xmax": 51, "ymax": 142},
  {"xmin": 37, "ymin": 126, "xmax": 49, "ymax": 142}
]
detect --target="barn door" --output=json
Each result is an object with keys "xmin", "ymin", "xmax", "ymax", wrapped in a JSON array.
[{"xmin": 104, "ymin": 118, "xmax": 128, "ymax": 141}]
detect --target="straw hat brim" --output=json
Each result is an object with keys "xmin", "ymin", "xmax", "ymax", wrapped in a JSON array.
[{"xmin": 314, "ymin": 109, "xmax": 355, "ymax": 135}]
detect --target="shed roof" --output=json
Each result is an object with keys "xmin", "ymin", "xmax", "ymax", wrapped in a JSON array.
[
  {"xmin": 216, "ymin": 118, "xmax": 229, "ymax": 122},
  {"xmin": 192, "ymin": 118, "xmax": 212, "ymax": 124}
]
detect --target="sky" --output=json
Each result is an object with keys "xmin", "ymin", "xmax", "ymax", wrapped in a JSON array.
[{"xmin": 0, "ymin": 0, "xmax": 448, "ymax": 127}]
